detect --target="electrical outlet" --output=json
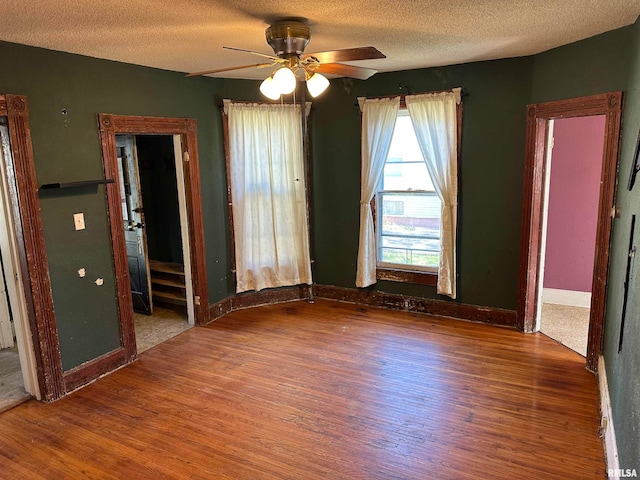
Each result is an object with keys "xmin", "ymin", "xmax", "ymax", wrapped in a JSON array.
[{"xmin": 73, "ymin": 213, "xmax": 85, "ymax": 231}]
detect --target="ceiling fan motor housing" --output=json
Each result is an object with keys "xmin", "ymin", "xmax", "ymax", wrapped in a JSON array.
[{"xmin": 266, "ymin": 21, "xmax": 310, "ymax": 57}]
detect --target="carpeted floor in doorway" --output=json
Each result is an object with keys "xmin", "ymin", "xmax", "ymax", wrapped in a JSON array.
[
  {"xmin": 134, "ymin": 303, "xmax": 191, "ymax": 353},
  {"xmin": 540, "ymin": 303, "xmax": 590, "ymax": 357}
]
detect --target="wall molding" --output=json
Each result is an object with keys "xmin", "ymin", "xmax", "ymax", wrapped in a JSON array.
[
  {"xmin": 598, "ymin": 355, "xmax": 620, "ymax": 479},
  {"xmin": 4, "ymin": 95, "xmax": 64, "ymax": 401},
  {"xmin": 62, "ymin": 348, "xmax": 127, "ymax": 395},
  {"xmin": 314, "ymin": 285, "xmax": 517, "ymax": 327},
  {"xmin": 209, "ymin": 285, "xmax": 311, "ymax": 322},
  {"xmin": 542, "ymin": 288, "xmax": 592, "ymax": 308}
]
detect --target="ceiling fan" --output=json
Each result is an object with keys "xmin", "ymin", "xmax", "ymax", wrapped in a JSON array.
[{"xmin": 186, "ymin": 19, "xmax": 385, "ymax": 99}]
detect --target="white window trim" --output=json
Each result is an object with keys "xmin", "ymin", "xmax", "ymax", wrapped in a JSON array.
[{"xmin": 374, "ymin": 111, "xmax": 441, "ymax": 274}]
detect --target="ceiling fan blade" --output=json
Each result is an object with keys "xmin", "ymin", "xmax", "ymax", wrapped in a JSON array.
[
  {"xmin": 314, "ymin": 63, "xmax": 378, "ymax": 80},
  {"xmin": 302, "ymin": 46, "xmax": 385, "ymax": 64},
  {"xmin": 223, "ymin": 46, "xmax": 281, "ymax": 61},
  {"xmin": 186, "ymin": 63, "xmax": 274, "ymax": 77}
]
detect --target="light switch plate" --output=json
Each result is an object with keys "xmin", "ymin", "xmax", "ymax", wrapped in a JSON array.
[{"xmin": 73, "ymin": 213, "xmax": 85, "ymax": 231}]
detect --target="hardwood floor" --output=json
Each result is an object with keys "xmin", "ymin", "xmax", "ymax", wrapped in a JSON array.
[{"xmin": 0, "ymin": 299, "xmax": 605, "ymax": 479}]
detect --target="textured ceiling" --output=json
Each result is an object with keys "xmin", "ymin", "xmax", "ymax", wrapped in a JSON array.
[{"xmin": 1, "ymin": 0, "xmax": 639, "ymax": 79}]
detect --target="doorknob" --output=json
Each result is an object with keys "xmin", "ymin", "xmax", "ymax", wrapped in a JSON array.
[{"xmin": 134, "ymin": 222, "xmax": 145, "ymax": 229}]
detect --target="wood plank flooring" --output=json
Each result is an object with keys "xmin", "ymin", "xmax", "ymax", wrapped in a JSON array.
[{"xmin": 0, "ymin": 299, "xmax": 606, "ymax": 479}]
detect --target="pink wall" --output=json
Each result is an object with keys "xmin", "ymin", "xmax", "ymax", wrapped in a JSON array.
[{"xmin": 543, "ymin": 115, "xmax": 605, "ymax": 292}]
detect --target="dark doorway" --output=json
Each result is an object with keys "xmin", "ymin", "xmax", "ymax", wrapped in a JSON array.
[{"xmin": 115, "ymin": 134, "xmax": 191, "ymax": 353}]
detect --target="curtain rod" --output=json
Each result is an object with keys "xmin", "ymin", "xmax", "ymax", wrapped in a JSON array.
[
  {"xmin": 353, "ymin": 87, "xmax": 468, "ymax": 107},
  {"xmin": 217, "ymin": 100, "xmax": 308, "ymax": 109},
  {"xmin": 219, "ymin": 100, "xmax": 312, "ymax": 117}
]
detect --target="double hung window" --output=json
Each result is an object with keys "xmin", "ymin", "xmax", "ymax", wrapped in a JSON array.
[
  {"xmin": 224, "ymin": 101, "xmax": 312, "ymax": 293},
  {"xmin": 377, "ymin": 110, "xmax": 441, "ymax": 272},
  {"xmin": 357, "ymin": 89, "xmax": 461, "ymax": 298}
]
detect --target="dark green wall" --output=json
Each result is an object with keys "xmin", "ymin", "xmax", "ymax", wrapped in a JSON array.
[
  {"xmin": 530, "ymin": 27, "xmax": 632, "ymax": 103},
  {"xmin": 310, "ymin": 59, "xmax": 533, "ymax": 309},
  {"xmin": 529, "ymin": 23, "xmax": 640, "ymax": 470},
  {"xmin": 0, "ymin": 42, "xmax": 231, "ymax": 370},
  {"xmin": 601, "ymin": 21, "xmax": 640, "ymax": 472}
]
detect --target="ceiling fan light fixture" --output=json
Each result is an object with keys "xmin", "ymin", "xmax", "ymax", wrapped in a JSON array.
[
  {"xmin": 259, "ymin": 76, "xmax": 281, "ymax": 100},
  {"xmin": 273, "ymin": 67, "xmax": 296, "ymax": 94},
  {"xmin": 306, "ymin": 72, "xmax": 330, "ymax": 97}
]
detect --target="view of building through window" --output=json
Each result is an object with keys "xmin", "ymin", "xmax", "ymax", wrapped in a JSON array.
[{"xmin": 377, "ymin": 111, "xmax": 441, "ymax": 270}]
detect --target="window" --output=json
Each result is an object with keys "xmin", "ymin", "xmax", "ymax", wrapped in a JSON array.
[
  {"xmin": 223, "ymin": 101, "xmax": 313, "ymax": 293},
  {"xmin": 376, "ymin": 110, "xmax": 441, "ymax": 273},
  {"xmin": 357, "ymin": 89, "xmax": 460, "ymax": 296}
]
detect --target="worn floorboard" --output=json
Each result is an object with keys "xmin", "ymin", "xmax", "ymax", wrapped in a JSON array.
[{"xmin": 0, "ymin": 299, "xmax": 605, "ymax": 479}]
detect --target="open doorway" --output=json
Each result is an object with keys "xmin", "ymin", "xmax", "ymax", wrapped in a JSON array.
[
  {"xmin": 0, "ymin": 115, "xmax": 40, "ymax": 410},
  {"xmin": 538, "ymin": 116, "xmax": 606, "ymax": 356},
  {"xmin": 99, "ymin": 114, "xmax": 209, "ymax": 365},
  {"xmin": 518, "ymin": 92, "xmax": 623, "ymax": 371},
  {"xmin": 115, "ymin": 134, "xmax": 193, "ymax": 353}
]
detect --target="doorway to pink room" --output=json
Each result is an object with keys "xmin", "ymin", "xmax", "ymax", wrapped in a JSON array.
[{"xmin": 538, "ymin": 115, "xmax": 606, "ymax": 357}]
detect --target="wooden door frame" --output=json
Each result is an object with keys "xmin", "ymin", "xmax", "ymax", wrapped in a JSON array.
[
  {"xmin": 0, "ymin": 94, "xmax": 65, "ymax": 401},
  {"xmin": 517, "ymin": 92, "xmax": 623, "ymax": 372},
  {"xmin": 98, "ymin": 114, "xmax": 209, "ymax": 363}
]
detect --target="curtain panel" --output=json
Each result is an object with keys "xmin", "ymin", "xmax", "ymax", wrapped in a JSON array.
[
  {"xmin": 356, "ymin": 97, "xmax": 400, "ymax": 287},
  {"xmin": 225, "ymin": 102, "xmax": 312, "ymax": 293},
  {"xmin": 405, "ymin": 88, "xmax": 461, "ymax": 298}
]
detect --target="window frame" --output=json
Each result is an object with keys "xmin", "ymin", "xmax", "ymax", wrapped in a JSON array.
[{"xmin": 369, "ymin": 92, "xmax": 463, "ymax": 286}]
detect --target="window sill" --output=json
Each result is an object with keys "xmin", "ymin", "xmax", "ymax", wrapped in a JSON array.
[{"xmin": 376, "ymin": 267, "xmax": 437, "ymax": 286}]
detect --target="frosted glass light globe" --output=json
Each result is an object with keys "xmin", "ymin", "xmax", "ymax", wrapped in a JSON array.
[
  {"xmin": 273, "ymin": 67, "xmax": 296, "ymax": 95},
  {"xmin": 260, "ymin": 76, "xmax": 281, "ymax": 100},
  {"xmin": 306, "ymin": 73, "xmax": 329, "ymax": 97}
]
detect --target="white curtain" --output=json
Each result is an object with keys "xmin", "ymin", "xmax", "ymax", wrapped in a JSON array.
[
  {"xmin": 356, "ymin": 97, "xmax": 400, "ymax": 287},
  {"xmin": 406, "ymin": 89, "xmax": 461, "ymax": 298},
  {"xmin": 226, "ymin": 101, "xmax": 312, "ymax": 293}
]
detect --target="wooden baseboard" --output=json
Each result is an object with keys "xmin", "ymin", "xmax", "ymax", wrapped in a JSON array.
[
  {"xmin": 598, "ymin": 356, "xmax": 620, "ymax": 478},
  {"xmin": 62, "ymin": 348, "xmax": 127, "ymax": 395},
  {"xmin": 208, "ymin": 283, "xmax": 517, "ymax": 328},
  {"xmin": 313, "ymin": 284, "xmax": 517, "ymax": 327},
  {"xmin": 209, "ymin": 296, "xmax": 233, "ymax": 322},
  {"xmin": 209, "ymin": 285, "xmax": 311, "ymax": 322}
]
